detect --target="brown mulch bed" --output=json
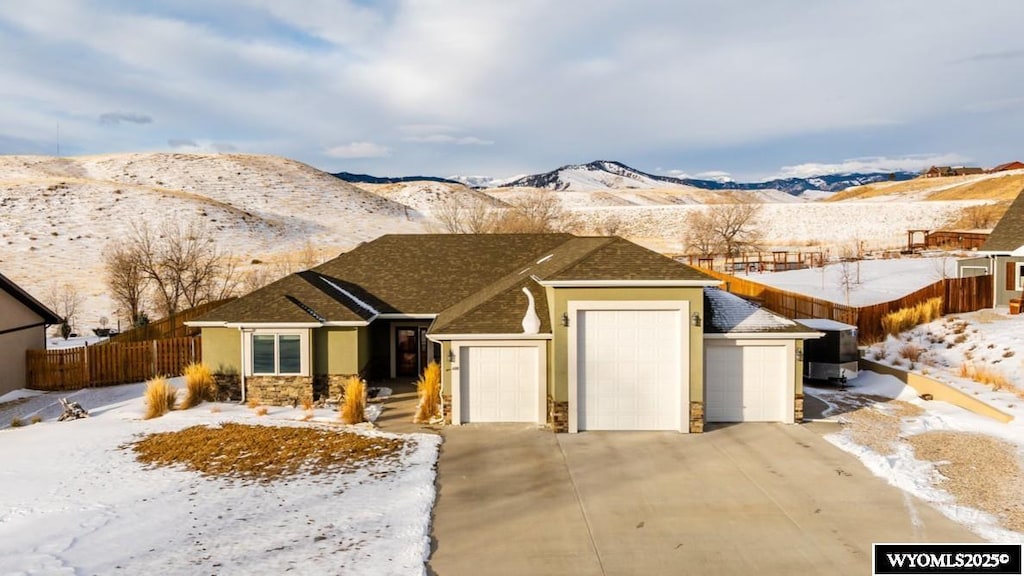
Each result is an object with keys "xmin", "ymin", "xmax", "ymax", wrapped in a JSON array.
[
  {"xmin": 908, "ymin": 431, "xmax": 1024, "ymax": 533},
  {"xmin": 127, "ymin": 423, "xmax": 405, "ymax": 484}
]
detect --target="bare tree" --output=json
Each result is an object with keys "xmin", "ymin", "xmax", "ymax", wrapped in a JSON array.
[
  {"xmin": 683, "ymin": 201, "xmax": 763, "ymax": 257},
  {"xmin": 835, "ymin": 245, "xmax": 861, "ymax": 307},
  {"xmin": 113, "ymin": 220, "xmax": 238, "ymax": 318},
  {"xmin": 596, "ymin": 214, "xmax": 624, "ymax": 237},
  {"xmin": 431, "ymin": 189, "xmax": 575, "ymax": 234},
  {"xmin": 46, "ymin": 282, "xmax": 82, "ymax": 338},
  {"xmin": 683, "ymin": 209, "xmax": 722, "ymax": 257},
  {"xmin": 104, "ymin": 242, "xmax": 149, "ymax": 327}
]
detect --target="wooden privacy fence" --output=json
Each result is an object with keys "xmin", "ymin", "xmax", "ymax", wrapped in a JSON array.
[
  {"xmin": 701, "ymin": 268, "xmax": 993, "ymax": 343},
  {"xmin": 26, "ymin": 336, "xmax": 201, "ymax": 391},
  {"xmin": 108, "ymin": 298, "xmax": 234, "ymax": 343}
]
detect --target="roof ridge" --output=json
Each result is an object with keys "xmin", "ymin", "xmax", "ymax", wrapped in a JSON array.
[{"xmin": 531, "ymin": 236, "xmax": 616, "ymax": 281}]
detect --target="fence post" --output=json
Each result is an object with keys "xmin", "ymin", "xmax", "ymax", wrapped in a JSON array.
[{"xmin": 152, "ymin": 339, "xmax": 158, "ymax": 378}]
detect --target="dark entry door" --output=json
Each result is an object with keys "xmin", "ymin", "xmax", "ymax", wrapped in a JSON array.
[{"xmin": 396, "ymin": 327, "xmax": 419, "ymax": 377}]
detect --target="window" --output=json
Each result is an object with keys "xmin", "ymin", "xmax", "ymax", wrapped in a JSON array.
[
  {"xmin": 1017, "ymin": 263, "xmax": 1024, "ymax": 291},
  {"xmin": 250, "ymin": 332, "xmax": 307, "ymax": 375}
]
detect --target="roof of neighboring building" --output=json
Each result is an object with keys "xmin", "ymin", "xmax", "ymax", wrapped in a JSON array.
[
  {"xmin": 991, "ymin": 161, "xmax": 1024, "ymax": 172},
  {"xmin": 703, "ymin": 288, "xmax": 820, "ymax": 335},
  {"xmin": 0, "ymin": 272, "xmax": 62, "ymax": 325},
  {"xmin": 193, "ymin": 234, "xmax": 717, "ymax": 334},
  {"xmin": 981, "ymin": 189, "xmax": 1024, "ymax": 253}
]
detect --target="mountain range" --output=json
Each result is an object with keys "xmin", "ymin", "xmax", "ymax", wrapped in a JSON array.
[{"xmin": 334, "ymin": 160, "xmax": 917, "ymax": 195}]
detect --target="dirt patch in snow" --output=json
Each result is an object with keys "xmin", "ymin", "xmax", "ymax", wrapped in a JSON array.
[
  {"xmin": 908, "ymin": 431, "xmax": 1024, "ymax": 533},
  {"xmin": 838, "ymin": 399, "xmax": 924, "ymax": 455},
  {"xmin": 127, "ymin": 423, "xmax": 404, "ymax": 484}
]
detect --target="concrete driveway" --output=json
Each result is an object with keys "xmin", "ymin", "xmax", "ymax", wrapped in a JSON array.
[{"xmin": 428, "ymin": 422, "xmax": 978, "ymax": 576}]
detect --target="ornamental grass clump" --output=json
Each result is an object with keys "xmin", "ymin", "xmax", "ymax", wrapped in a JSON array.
[
  {"xmin": 340, "ymin": 376, "xmax": 366, "ymax": 425},
  {"xmin": 144, "ymin": 376, "xmax": 177, "ymax": 420},
  {"xmin": 881, "ymin": 297, "xmax": 943, "ymax": 337},
  {"xmin": 181, "ymin": 362, "xmax": 215, "ymax": 409},
  {"xmin": 414, "ymin": 361, "xmax": 442, "ymax": 423}
]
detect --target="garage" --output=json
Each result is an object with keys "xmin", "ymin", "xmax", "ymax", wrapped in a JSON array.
[
  {"xmin": 705, "ymin": 342, "xmax": 788, "ymax": 422},
  {"xmin": 458, "ymin": 345, "xmax": 540, "ymax": 423},
  {"xmin": 576, "ymin": 308, "xmax": 685, "ymax": 431}
]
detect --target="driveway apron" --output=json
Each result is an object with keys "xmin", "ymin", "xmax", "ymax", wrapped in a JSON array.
[{"xmin": 428, "ymin": 422, "xmax": 978, "ymax": 576}]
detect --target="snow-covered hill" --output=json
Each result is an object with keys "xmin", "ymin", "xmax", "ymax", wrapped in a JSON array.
[{"xmin": 0, "ymin": 153, "xmax": 426, "ymax": 330}]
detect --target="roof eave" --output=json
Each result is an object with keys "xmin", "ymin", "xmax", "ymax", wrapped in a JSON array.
[
  {"xmin": 705, "ymin": 331, "xmax": 824, "ymax": 340},
  {"xmin": 537, "ymin": 279, "xmax": 721, "ymax": 288},
  {"xmin": 426, "ymin": 333, "xmax": 554, "ymax": 342}
]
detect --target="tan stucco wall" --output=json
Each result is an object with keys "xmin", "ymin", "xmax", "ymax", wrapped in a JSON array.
[
  {"xmin": 440, "ymin": 340, "xmax": 452, "ymax": 395},
  {"xmin": 0, "ymin": 290, "xmax": 48, "ymax": 395},
  {"xmin": 544, "ymin": 286, "xmax": 705, "ymax": 403},
  {"xmin": 314, "ymin": 327, "xmax": 363, "ymax": 375},
  {"xmin": 201, "ymin": 327, "xmax": 241, "ymax": 375},
  {"xmin": 795, "ymin": 340, "xmax": 805, "ymax": 396}
]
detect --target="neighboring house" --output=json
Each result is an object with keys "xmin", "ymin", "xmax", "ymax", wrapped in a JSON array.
[
  {"xmin": 952, "ymin": 167, "xmax": 985, "ymax": 176},
  {"xmin": 989, "ymin": 161, "xmax": 1024, "ymax": 173},
  {"xmin": 0, "ymin": 272, "xmax": 61, "ymax": 397},
  {"xmin": 189, "ymin": 234, "xmax": 821, "ymax": 433},
  {"xmin": 958, "ymin": 189, "xmax": 1024, "ymax": 306},
  {"xmin": 923, "ymin": 166, "xmax": 952, "ymax": 178}
]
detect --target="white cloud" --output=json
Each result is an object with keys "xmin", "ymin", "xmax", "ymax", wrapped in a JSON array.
[
  {"xmin": 775, "ymin": 155, "xmax": 972, "ymax": 179},
  {"xmin": 325, "ymin": 142, "xmax": 390, "ymax": 159}
]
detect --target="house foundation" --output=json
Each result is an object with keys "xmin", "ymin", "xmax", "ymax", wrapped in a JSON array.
[{"xmin": 689, "ymin": 401, "xmax": 705, "ymax": 433}]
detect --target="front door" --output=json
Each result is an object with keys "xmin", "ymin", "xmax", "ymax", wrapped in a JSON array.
[{"xmin": 396, "ymin": 328, "xmax": 419, "ymax": 377}]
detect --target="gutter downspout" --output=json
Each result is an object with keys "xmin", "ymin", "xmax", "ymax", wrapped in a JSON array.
[{"xmin": 239, "ymin": 327, "xmax": 247, "ymax": 404}]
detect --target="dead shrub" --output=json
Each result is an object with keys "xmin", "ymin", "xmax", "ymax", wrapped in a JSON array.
[
  {"xmin": 960, "ymin": 362, "xmax": 1012, "ymax": 391},
  {"xmin": 181, "ymin": 363, "xmax": 215, "ymax": 409},
  {"xmin": 254, "ymin": 406, "xmax": 268, "ymax": 417},
  {"xmin": 144, "ymin": 376, "xmax": 177, "ymax": 420},
  {"xmin": 9, "ymin": 417, "xmax": 24, "ymax": 428},
  {"xmin": 301, "ymin": 396, "xmax": 314, "ymax": 411},
  {"xmin": 414, "ymin": 361, "xmax": 442, "ymax": 424},
  {"xmin": 30, "ymin": 415, "xmax": 42, "ymax": 424},
  {"xmin": 340, "ymin": 376, "xmax": 366, "ymax": 425},
  {"xmin": 897, "ymin": 343, "xmax": 924, "ymax": 363},
  {"xmin": 246, "ymin": 395, "xmax": 261, "ymax": 410}
]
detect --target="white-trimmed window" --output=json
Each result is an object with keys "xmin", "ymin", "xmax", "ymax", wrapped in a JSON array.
[
  {"xmin": 247, "ymin": 330, "xmax": 309, "ymax": 376},
  {"xmin": 1017, "ymin": 262, "xmax": 1024, "ymax": 290}
]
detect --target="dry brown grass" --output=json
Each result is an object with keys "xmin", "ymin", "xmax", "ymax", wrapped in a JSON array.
[
  {"xmin": 340, "ymin": 376, "xmax": 366, "ymax": 425},
  {"xmin": 126, "ymin": 423, "xmax": 404, "ymax": 484},
  {"xmin": 144, "ymin": 377, "xmax": 177, "ymax": 420},
  {"xmin": 897, "ymin": 343, "xmax": 924, "ymax": 363},
  {"xmin": 301, "ymin": 396, "xmax": 314, "ymax": 411},
  {"xmin": 414, "ymin": 361, "xmax": 442, "ymax": 423},
  {"xmin": 959, "ymin": 362, "xmax": 1013, "ymax": 392},
  {"xmin": 9, "ymin": 417, "xmax": 24, "ymax": 428},
  {"xmin": 246, "ymin": 395, "xmax": 260, "ymax": 409},
  {"xmin": 254, "ymin": 406, "xmax": 269, "ymax": 416},
  {"xmin": 30, "ymin": 415, "xmax": 42, "ymax": 424},
  {"xmin": 825, "ymin": 173, "xmax": 1024, "ymax": 203},
  {"xmin": 881, "ymin": 297, "xmax": 942, "ymax": 337},
  {"xmin": 908, "ymin": 431, "xmax": 1024, "ymax": 533},
  {"xmin": 180, "ymin": 362, "xmax": 215, "ymax": 410}
]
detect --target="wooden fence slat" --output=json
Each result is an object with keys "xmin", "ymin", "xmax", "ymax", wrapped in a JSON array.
[
  {"xmin": 26, "ymin": 336, "xmax": 202, "ymax": 391},
  {"xmin": 700, "ymin": 268, "xmax": 993, "ymax": 343}
]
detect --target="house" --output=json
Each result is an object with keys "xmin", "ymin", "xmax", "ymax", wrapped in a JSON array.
[
  {"xmin": 958, "ymin": 189, "xmax": 1024, "ymax": 306},
  {"xmin": 989, "ymin": 161, "xmax": 1024, "ymax": 173},
  {"xmin": 0, "ymin": 272, "xmax": 61, "ymax": 397},
  {"xmin": 923, "ymin": 166, "xmax": 952, "ymax": 178},
  {"xmin": 189, "ymin": 234, "xmax": 821, "ymax": 432},
  {"xmin": 951, "ymin": 167, "xmax": 985, "ymax": 176}
]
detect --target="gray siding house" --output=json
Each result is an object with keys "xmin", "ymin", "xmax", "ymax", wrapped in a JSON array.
[
  {"xmin": 958, "ymin": 189, "xmax": 1024, "ymax": 306},
  {"xmin": 0, "ymin": 273, "xmax": 61, "ymax": 397}
]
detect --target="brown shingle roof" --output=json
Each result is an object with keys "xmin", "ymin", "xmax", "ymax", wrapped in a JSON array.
[
  {"xmin": 195, "ymin": 233, "xmax": 717, "ymax": 333},
  {"xmin": 981, "ymin": 189, "xmax": 1024, "ymax": 252}
]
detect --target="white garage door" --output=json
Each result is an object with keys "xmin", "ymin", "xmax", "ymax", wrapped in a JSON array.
[
  {"xmin": 460, "ymin": 346, "xmax": 539, "ymax": 423},
  {"xmin": 578, "ymin": 310, "xmax": 682, "ymax": 431},
  {"xmin": 705, "ymin": 344, "xmax": 787, "ymax": 422}
]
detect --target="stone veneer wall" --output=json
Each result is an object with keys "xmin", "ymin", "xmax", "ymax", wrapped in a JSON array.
[
  {"xmin": 246, "ymin": 376, "xmax": 314, "ymax": 406},
  {"xmin": 441, "ymin": 395, "xmax": 452, "ymax": 425},
  {"xmin": 213, "ymin": 373, "xmax": 241, "ymax": 402},
  {"xmin": 689, "ymin": 401, "xmax": 704, "ymax": 433},
  {"xmin": 548, "ymin": 397, "xmax": 569, "ymax": 433},
  {"xmin": 314, "ymin": 374, "xmax": 357, "ymax": 401},
  {"xmin": 794, "ymin": 393, "xmax": 804, "ymax": 422}
]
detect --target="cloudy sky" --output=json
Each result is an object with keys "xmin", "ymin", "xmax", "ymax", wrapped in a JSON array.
[{"xmin": 2, "ymin": 1, "xmax": 1023, "ymax": 181}]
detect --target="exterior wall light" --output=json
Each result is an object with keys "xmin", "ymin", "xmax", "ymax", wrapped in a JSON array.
[
  {"xmin": 691, "ymin": 312, "xmax": 701, "ymax": 327},
  {"xmin": 561, "ymin": 312, "xmax": 570, "ymax": 327}
]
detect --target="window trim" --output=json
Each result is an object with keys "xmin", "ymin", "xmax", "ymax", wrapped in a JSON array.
[
  {"xmin": 1017, "ymin": 262, "xmax": 1024, "ymax": 291},
  {"xmin": 245, "ymin": 329, "xmax": 309, "ymax": 376}
]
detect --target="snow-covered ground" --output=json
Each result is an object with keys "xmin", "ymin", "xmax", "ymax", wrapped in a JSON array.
[
  {"xmin": 0, "ymin": 381, "xmax": 440, "ymax": 575},
  {"xmin": 750, "ymin": 256, "xmax": 959, "ymax": 306}
]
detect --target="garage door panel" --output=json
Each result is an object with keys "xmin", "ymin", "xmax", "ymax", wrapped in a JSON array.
[
  {"xmin": 578, "ymin": 309, "xmax": 682, "ymax": 431},
  {"xmin": 460, "ymin": 346, "xmax": 538, "ymax": 423},
  {"xmin": 705, "ymin": 344, "xmax": 787, "ymax": 423}
]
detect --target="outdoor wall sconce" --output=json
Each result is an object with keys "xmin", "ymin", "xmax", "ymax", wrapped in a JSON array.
[
  {"xmin": 796, "ymin": 348, "xmax": 804, "ymax": 362},
  {"xmin": 561, "ymin": 312, "xmax": 570, "ymax": 327},
  {"xmin": 691, "ymin": 312, "xmax": 701, "ymax": 327},
  {"xmin": 448, "ymin": 349, "xmax": 456, "ymax": 363}
]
